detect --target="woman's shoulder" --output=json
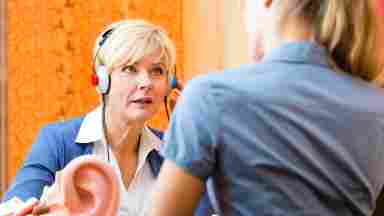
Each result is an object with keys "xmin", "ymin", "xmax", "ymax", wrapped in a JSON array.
[
  {"xmin": 33, "ymin": 116, "xmax": 86, "ymax": 148},
  {"xmin": 36, "ymin": 116, "xmax": 91, "ymax": 166},
  {"xmin": 41, "ymin": 116, "xmax": 85, "ymax": 134}
]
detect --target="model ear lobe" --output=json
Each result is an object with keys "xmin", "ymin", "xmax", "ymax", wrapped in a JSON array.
[{"xmin": 61, "ymin": 155, "xmax": 120, "ymax": 216}]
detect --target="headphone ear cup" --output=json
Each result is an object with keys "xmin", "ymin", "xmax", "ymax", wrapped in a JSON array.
[
  {"xmin": 95, "ymin": 65, "xmax": 110, "ymax": 94},
  {"xmin": 167, "ymin": 75, "xmax": 177, "ymax": 95}
]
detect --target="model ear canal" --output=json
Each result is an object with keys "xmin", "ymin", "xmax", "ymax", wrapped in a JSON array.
[{"xmin": 61, "ymin": 155, "xmax": 120, "ymax": 216}]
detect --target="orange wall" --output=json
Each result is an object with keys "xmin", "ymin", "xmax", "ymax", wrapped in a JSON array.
[{"xmin": 7, "ymin": 0, "xmax": 182, "ymax": 183}]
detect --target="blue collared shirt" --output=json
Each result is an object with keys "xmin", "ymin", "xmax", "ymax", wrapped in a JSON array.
[
  {"xmin": 3, "ymin": 112, "xmax": 214, "ymax": 216},
  {"xmin": 161, "ymin": 41, "xmax": 384, "ymax": 215}
]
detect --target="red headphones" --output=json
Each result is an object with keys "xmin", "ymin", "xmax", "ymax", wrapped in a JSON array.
[{"xmin": 91, "ymin": 28, "xmax": 114, "ymax": 95}]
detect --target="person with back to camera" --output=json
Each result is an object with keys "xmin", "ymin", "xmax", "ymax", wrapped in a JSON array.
[
  {"xmin": 147, "ymin": 0, "xmax": 384, "ymax": 215},
  {"xmin": 2, "ymin": 19, "xmax": 213, "ymax": 216}
]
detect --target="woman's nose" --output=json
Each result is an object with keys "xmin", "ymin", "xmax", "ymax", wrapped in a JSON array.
[{"xmin": 137, "ymin": 71, "xmax": 153, "ymax": 90}]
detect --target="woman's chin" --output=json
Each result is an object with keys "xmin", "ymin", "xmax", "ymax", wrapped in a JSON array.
[{"xmin": 123, "ymin": 110, "xmax": 154, "ymax": 123}]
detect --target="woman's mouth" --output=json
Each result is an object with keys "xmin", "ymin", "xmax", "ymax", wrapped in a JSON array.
[{"xmin": 131, "ymin": 97, "xmax": 153, "ymax": 105}]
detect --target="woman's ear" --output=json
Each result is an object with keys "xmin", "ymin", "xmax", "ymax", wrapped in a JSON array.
[{"xmin": 61, "ymin": 155, "xmax": 120, "ymax": 216}]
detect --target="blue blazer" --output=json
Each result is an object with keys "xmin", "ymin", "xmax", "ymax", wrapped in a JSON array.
[{"xmin": 2, "ymin": 117, "xmax": 213, "ymax": 216}]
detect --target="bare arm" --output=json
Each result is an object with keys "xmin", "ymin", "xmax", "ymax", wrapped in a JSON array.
[{"xmin": 147, "ymin": 160, "xmax": 205, "ymax": 216}]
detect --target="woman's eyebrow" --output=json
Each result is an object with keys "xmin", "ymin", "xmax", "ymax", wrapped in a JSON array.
[{"xmin": 121, "ymin": 62, "xmax": 137, "ymax": 68}]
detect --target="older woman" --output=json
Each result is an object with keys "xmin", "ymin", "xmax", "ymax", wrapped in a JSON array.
[{"xmin": 2, "ymin": 19, "xmax": 212, "ymax": 216}]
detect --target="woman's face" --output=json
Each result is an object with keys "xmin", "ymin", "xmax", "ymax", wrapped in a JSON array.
[
  {"xmin": 107, "ymin": 50, "xmax": 169, "ymax": 124},
  {"xmin": 241, "ymin": 0, "xmax": 272, "ymax": 62}
]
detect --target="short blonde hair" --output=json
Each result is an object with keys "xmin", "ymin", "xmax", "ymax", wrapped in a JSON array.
[{"xmin": 93, "ymin": 19, "xmax": 176, "ymax": 78}]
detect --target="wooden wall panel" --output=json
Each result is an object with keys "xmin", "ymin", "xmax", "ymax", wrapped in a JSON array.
[
  {"xmin": 182, "ymin": 0, "xmax": 249, "ymax": 81},
  {"xmin": 182, "ymin": 0, "xmax": 223, "ymax": 80},
  {"xmin": 7, "ymin": 0, "xmax": 182, "ymax": 183}
]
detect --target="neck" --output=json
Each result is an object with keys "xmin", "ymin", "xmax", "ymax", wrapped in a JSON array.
[
  {"xmin": 263, "ymin": 20, "xmax": 315, "ymax": 54},
  {"xmin": 105, "ymin": 108, "xmax": 145, "ymax": 157}
]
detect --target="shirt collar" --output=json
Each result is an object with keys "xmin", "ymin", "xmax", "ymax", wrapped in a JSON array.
[
  {"xmin": 75, "ymin": 106, "xmax": 103, "ymax": 143},
  {"xmin": 137, "ymin": 127, "xmax": 162, "ymax": 171},
  {"xmin": 262, "ymin": 41, "xmax": 329, "ymax": 67},
  {"xmin": 75, "ymin": 107, "xmax": 162, "ymax": 152}
]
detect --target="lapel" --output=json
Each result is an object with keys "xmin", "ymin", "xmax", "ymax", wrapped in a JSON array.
[{"xmin": 147, "ymin": 149, "xmax": 164, "ymax": 177}]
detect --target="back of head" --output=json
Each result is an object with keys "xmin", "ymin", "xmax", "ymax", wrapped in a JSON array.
[
  {"xmin": 93, "ymin": 19, "xmax": 176, "ymax": 79},
  {"xmin": 276, "ymin": 0, "xmax": 381, "ymax": 84}
]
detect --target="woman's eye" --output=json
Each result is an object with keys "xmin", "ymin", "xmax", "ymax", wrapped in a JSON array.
[
  {"xmin": 121, "ymin": 65, "xmax": 137, "ymax": 73},
  {"xmin": 151, "ymin": 67, "xmax": 165, "ymax": 76}
]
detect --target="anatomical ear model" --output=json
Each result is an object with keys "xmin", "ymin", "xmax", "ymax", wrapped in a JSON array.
[{"xmin": 0, "ymin": 155, "xmax": 120, "ymax": 216}]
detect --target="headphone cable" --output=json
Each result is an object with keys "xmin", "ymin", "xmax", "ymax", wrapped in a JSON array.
[
  {"xmin": 101, "ymin": 94, "xmax": 111, "ymax": 162},
  {"xmin": 164, "ymin": 97, "xmax": 170, "ymax": 121}
]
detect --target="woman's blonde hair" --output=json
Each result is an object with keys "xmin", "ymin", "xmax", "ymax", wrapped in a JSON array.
[
  {"xmin": 277, "ymin": 0, "xmax": 381, "ymax": 83},
  {"xmin": 93, "ymin": 19, "xmax": 176, "ymax": 78}
]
